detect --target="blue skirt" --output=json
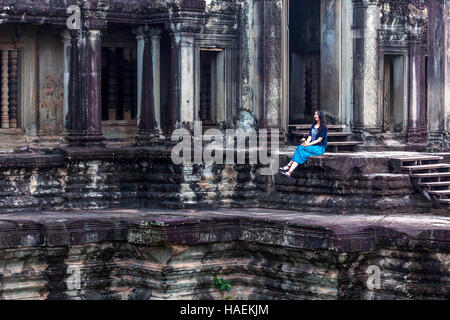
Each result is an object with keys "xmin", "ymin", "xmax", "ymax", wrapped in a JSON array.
[{"xmin": 291, "ymin": 145, "xmax": 325, "ymax": 165}]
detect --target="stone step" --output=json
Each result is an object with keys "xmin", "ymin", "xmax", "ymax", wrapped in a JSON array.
[
  {"xmin": 410, "ymin": 172, "xmax": 450, "ymax": 178},
  {"xmin": 292, "ymin": 131, "xmax": 353, "ymax": 137},
  {"xmin": 439, "ymin": 199, "xmax": 450, "ymax": 204},
  {"xmin": 401, "ymin": 164, "xmax": 450, "ymax": 171},
  {"xmin": 327, "ymin": 141, "xmax": 363, "ymax": 146},
  {"xmin": 288, "ymin": 124, "xmax": 347, "ymax": 130},
  {"xmin": 419, "ymin": 181, "xmax": 450, "ymax": 187},
  {"xmin": 390, "ymin": 156, "xmax": 443, "ymax": 162},
  {"xmin": 428, "ymin": 190, "xmax": 450, "ymax": 195}
]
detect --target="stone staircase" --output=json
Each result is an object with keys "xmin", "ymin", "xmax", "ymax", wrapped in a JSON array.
[
  {"xmin": 289, "ymin": 124, "xmax": 362, "ymax": 152},
  {"xmin": 390, "ymin": 155, "xmax": 450, "ymax": 206}
]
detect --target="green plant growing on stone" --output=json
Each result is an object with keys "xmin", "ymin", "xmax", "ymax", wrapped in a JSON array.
[{"xmin": 213, "ymin": 276, "xmax": 232, "ymax": 300}]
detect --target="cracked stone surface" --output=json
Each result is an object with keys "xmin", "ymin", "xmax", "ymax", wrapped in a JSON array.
[{"xmin": 0, "ymin": 208, "xmax": 448, "ymax": 300}]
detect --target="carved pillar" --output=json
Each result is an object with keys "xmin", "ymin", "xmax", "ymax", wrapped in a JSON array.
[
  {"xmin": 407, "ymin": 32, "xmax": 426, "ymax": 145},
  {"xmin": 168, "ymin": 31, "xmax": 196, "ymax": 134},
  {"xmin": 165, "ymin": 4, "xmax": 204, "ymax": 136},
  {"xmin": 1, "ymin": 50, "xmax": 9, "ymax": 129},
  {"xmin": 320, "ymin": 0, "xmax": 342, "ymax": 122},
  {"xmin": 131, "ymin": 49, "xmax": 137, "ymax": 120},
  {"xmin": 169, "ymin": 32, "xmax": 182, "ymax": 133},
  {"xmin": 107, "ymin": 48, "xmax": 117, "ymax": 121},
  {"xmin": 419, "ymin": 40, "xmax": 428, "ymax": 140},
  {"xmin": 262, "ymin": 0, "xmax": 282, "ymax": 129},
  {"xmin": 8, "ymin": 50, "xmax": 18, "ymax": 129},
  {"xmin": 352, "ymin": 0, "xmax": 382, "ymax": 135},
  {"xmin": 67, "ymin": 28, "xmax": 105, "ymax": 147},
  {"xmin": 62, "ymin": 30, "xmax": 71, "ymax": 133},
  {"xmin": 150, "ymin": 28, "xmax": 163, "ymax": 134},
  {"xmin": 134, "ymin": 26, "xmax": 163, "ymax": 144},
  {"xmin": 123, "ymin": 48, "xmax": 133, "ymax": 121},
  {"xmin": 427, "ymin": 0, "xmax": 450, "ymax": 151},
  {"xmin": 259, "ymin": 0, "xmax": 285, "ymax": 145}
]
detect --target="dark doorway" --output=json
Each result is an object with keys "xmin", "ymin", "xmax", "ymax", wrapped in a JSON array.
[
  {"xmin": 199, "ymin": 49, "xmax": 222, "ymax": 132},
  {"xmin": 200, "ymin": 50, "xmax": 215, "ymax": 125},
  {"xmin": 382, "ymin": 55, "xmax": 405, "ymax": 133},
  {"xmin": 289, "ymin": 0, "xmax": 321, "ymax": 125},
  {"xmin": 101, "ymin": 47, "xmax": 137, "ymax": 122}
]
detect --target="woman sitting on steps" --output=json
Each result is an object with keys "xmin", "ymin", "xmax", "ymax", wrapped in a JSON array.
[{"xmin": 280, "ymin": 110, "xmax": 328, "ymax": 178}]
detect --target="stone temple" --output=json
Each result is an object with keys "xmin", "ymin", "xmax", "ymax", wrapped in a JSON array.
[{"xmin": 0, "ymin": 0, "xmax": 448, "ymax": 300}]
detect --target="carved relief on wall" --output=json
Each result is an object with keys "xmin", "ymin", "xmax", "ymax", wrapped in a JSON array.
[
  {"xmin": 379, "ymin": 0, "xmax": 427, "ymax": 16},
  {"xmin": 408, "ymin": 3, "xmax": 428, "ymax": 42},
  {"xmin": 39, "ymin": 75, "xmax": 64, "ymax": 134},
  {"xmin": 379, "ymin": 0, "xmax": 427, "ymax": 26},
  {"xmin": 379, "ymin": 0, "xmax": 428, "ymax": 46},
  {"xmin": 263, "ymin": 0, "xmax": 282, "ymax": 126}
]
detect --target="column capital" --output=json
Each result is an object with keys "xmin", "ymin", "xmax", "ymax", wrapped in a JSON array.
[
  {"xmin": 353, "ymin": 0, "xmax": 380, "ymax": 7},
  {"xmin": 168, "ymin": 31, "xmax": 196, "ymax": 49},
  {"xmin": 148, "ymin": 26, "xmax": 164, "ymax": 39},
  {"xmin": 68, "ymin": 28, "xmax": 104, "ymax": 41},
  {"xmin": 133, "ymin": 25, "xmax": 164, "ymax": 41},
  {"xmin": 172, "ymin": 0, "xmax": 206, "ymax": 12},
  {"xmin": 87, "ymin": 29, "xmax": 102, "ymax": 41},
  {"xmin": 82, "ymin": 18, "xmax": 108, "ymax": 32},
  {"xmin": 166, "ymin": 17, "xmax": 204, "ymax": 36},
  {"xmin": 133, "ymin": 26, "xmax": 145, "ymax": 41},
  {"xmin": 61, "ymin": 30, "xmax": 71, "ymax": 44}
]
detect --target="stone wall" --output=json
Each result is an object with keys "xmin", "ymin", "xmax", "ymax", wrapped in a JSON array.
[
  {"xmin": 0, "ymin": 147, "xmax": 437, "ymax": 214},
  {"xmin": 0, "ymin": 209, "xmax": 448, "ymax": 300},
  {"xmin": 0, "ymin": 147, "xmax": 447, "ymax": 300},
  {"xmin": 0, "ymin": 153, "xmax": 65, "ymax": 212}
]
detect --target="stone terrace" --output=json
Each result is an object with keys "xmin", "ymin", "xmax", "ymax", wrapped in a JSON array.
[
  {"xmin": 0, "ymin": 148, "xmax": 448, "ymax": 300},
  {"xmin": 0, "ymin": 147, "xmax": 448, "ymax": 215},
  {"xmin": 0, "ymin": 208, "xmax": 448, "ymax": 300}
]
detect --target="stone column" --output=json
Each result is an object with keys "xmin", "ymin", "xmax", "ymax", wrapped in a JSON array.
[
  {"xmin": 61, "ymin": 30, "xmax": 71, "ymax": 133},
  {"xmin": 8, "ymin": 50, "xmax": 18, "ymax": 129},
  {"xmin": 134, "ymin": 26, "xmax": 162, "ymax": 145},
  {"xmin": 427, "ymin": 0, "xmax": 450, "ymax": 151},
  {"xmin": 352, "ymin": 0, "xmax": 381, "ymax": 135},
  {"xmin": 151, "ymin": 28, "xmax": 163, "ymax": 136},
  {"xmin": 66, "ymin": 28, "xmax": 105, "ymax": 147},
  {"xmin": 407, "ymin": 32, "xmax": 426, "ymax": 145},
  {"xmin": 321, "ymin": 0, "xmax": 342, "ymax": 122},
  {"xmin": 169, "ymin": 31, "xmax": 196, "ymax": 134},
  {"xmin": 123, "ymin": 48, "xmax": 133, "ymax": 121},
  {"xmin": 1, "ymin": 50, "xmax": 9, "ymax": 129},
  {"xmin": 260, "ymin": 0, "xmax": 285, "ymax": 144},
  {"xmin": 262, "ymin": 0, "xmax": 282, "ymax": 129},
  {"xmin": 169, "ymin": 32, "xmax": 181, "ymax": 133}
]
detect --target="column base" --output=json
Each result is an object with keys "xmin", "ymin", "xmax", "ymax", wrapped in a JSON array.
[
  {"xmin": 256, "ymin": 126, "xmax": 286, "ymax": 148},
  {"xmin": 66, "ymin": 133, "xmax": 105, "ymax": 147},
  {"xmin": 351, "ymin": 124, "xmax": 383, "ymax": 144},
  {"xmin": 407, "ymin": 127, "xmax": 427, "ymax": 144},
  {"xmin": 427, "ymin": 131, "xmax": 450, "ymax": 152},
  {"xmin": 135, "ymin": 130, "xmax": 166, "ymax": 146}
]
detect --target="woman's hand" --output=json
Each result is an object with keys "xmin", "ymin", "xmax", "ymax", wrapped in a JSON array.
[{"xmin": 301, "ymin": 138, "xmax": 308, "ymax": 147}]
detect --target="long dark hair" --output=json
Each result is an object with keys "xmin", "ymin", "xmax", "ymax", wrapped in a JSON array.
[{"xmin": 312, "ymin": 109, "xmax": 327, "ymax": 133}]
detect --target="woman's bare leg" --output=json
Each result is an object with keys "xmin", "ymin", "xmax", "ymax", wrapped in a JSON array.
[
  {"xmin": 282, "ymin": 161, "xmax": 299, "ymax": 177},
  {"xmin": 281, "ymin": 161, "xmax": 294, "ymax": 170},
  {"xmin": 288, "ymin": 162, "xmax": 299, "ymax": 173}
]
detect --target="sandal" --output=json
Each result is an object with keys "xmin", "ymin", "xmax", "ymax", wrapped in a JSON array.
[
  {"xmin": 279, "ymin": 165, "xmax": 290, "ymax": 171},
  {"xmin": 281, "ymin": 171, "xmax": 292, "ymax": 179}
]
